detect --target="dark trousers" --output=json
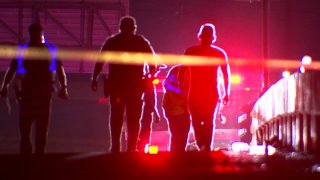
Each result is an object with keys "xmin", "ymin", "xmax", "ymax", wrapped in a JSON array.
[
  {"xmin": 137, "ymin": 102, "xmax": 153, "ymax": 151},
  {"xmin": 109, "ymin": 93, "xmax": 142, "ymax": 152},
  {"xmin": 166, "ymin": 112, "xmax": 190, "ymax": 152},
  {"xmin": 189, "ymin": 100, "xmax": 218, "ymax": 151},
  {"xmin": 19, "ymin": 91, "xmax": 52, "ymax": 155},
  {"xmin": 137, "ymin": 89, "xmax": 156, "ymax": 151}
]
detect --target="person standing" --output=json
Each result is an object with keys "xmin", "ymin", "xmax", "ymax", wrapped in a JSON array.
[
  {"xmin": 137, "ymin": 67, "xmax": 160, "ymax": 152},
  {"xmin": 0, "ymin": 23, "xmax": 68, "ymax": 155},
  {"xmin": 185, "ymin": 23, "xmax": 230, "ymax": 151},
  {"xmin": 162, "ymin": 64, "xmax": 191, "ymax": 152},
  {"xmin": 91, "ymin": 16, "xmax": 156, "ymax": 152}
]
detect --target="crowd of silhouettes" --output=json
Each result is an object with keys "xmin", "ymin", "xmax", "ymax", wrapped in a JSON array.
[{"xmin": 0, "ymin": 16, "xmax": 230, "ymax": 154}]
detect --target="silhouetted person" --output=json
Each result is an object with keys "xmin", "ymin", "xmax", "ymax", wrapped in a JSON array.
[
  {"xmin": 137, "ymin": 67, "xmax": 160, "ymax": 152},
  {"xmin": 0, "ymin": 23, "xmax": 68, "ymax": 155},
  {"xmin": 185, "ymin": 23, "xmax": 230, "ymax": 151},
  {"xmin": 162, "ymin": 64, "xmax": 191, "ymax": 152},
  {"xmin": 91, "ymin": 16, "xmax": 156, "ymax": 152}
]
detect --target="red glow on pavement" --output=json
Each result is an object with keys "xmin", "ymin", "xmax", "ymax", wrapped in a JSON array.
[
  {"xmin": 211, "ymin": 164, "xmax": 241, "ymax": 173},
  {"xmin": 209, "ymin": 150, "xmax": 230, "ymax": 164}
]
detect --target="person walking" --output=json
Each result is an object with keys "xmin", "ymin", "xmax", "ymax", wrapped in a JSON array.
[
  {"xmin": 91, "ymin": 16, "xmax": 156, "ymax": 152},
  {"xmin": 185, "ymin": 23, "xmax": 230, "ymax": 151},
  {"xmin": 0, "ymin": 23, "xmax": 68, "ymax": 155}
]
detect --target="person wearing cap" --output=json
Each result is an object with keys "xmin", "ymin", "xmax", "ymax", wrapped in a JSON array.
[
  {"xmin": 91, "ymin": 16, "xmax": 156, "ymax": 152},
  {"xmin": 184, "ymin": 23, "xmax": 230, "ymax": 151},
  {"xmin": 0, "ymin": 22, "xmax": 68, "ymax": 155}
]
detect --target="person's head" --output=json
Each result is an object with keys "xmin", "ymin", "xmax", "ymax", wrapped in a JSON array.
[
  {"xmin": 119, "ymin": 16, "xmax": 137, "ymax": 34},
  {"xmin": 28, "ymin": 23, "xmax": 44, "ymax": 43},
  {"xmin": 197, "ymin": 23, "xmax": 216, "ymax": 45}
]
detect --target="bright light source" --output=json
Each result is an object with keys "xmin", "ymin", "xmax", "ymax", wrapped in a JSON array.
[
  {"xmin": 311, "ymin": 164, "xmax": 320, "ymax": 173},
  {"xmin": 301, "ymin": 55, "xmax": 312, "ymax": 65},
  {"xmin": 282, "ymin": 70, "xmax": 290, "ymax": 78},
  {"xmin": 231, "ymin": 142, "xmax": 250, "ymax": 152},
  {"xmin": 244, "ymin": 87, "xmax": 250, "ymax": 91},
  {"xmin": 148, "ymin": 145, "xmax": 159, "ymax": 154},
  {"xmin": 231, "ymin": 74, "xmax": 241, "ymax": 84},
  {"xmin": 249, "ymin": 145, "xmax": 276, "ymax": 156},
  {"xmin": 152, "ymin": 78, "xmax": 160, "ymax": 85},
  {"xmin": 218, "ymin": 74, "xmax": 241, "ymax": 84},
  {"xmin": 144, "ymin": 144, "xmax": 149, "ymax": 154},
  {"xmin": 41, "ymin": 35, "xmax": 46, "ymax": 43},
  {"xmin": 299, "ymin": 66, "xmax": 305, "ymax": 73}
]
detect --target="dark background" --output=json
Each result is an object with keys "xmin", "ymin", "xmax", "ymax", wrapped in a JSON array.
[{"xmin": 131, "ymin": 0, "xmax": 320, "ymax": 86}]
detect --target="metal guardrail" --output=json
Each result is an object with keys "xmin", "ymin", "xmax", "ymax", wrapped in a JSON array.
[{"xmin": 251, "ymin": 70, "xmax": 320, "ymax": 153}]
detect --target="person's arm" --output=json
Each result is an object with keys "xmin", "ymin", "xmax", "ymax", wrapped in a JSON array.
[
  {"xmin": 0, "ymin": 60, "xmax": 18, "ymax": 97},
  {"xmin": 220, "ymin": 53, "xmax": 231, "ymax": 105},
  {"xmin": 56, "ymin": 60, "xmax": 68, "ymax": 99},
  {"xmin": 182, "ymin": 66, "xmax": 191, "ymax": 97},
  {"xmin": 144, "ymin": 39, "xmax": 161, "ymax": 122},
  {"xmin": 140, "ymin": 36, "xmax": 157, "ymax": 76},
  {"xmin": 91, "ymin": 62, "xmax": 104, "ymax": 91},
  {"xmin": 91, "ymin": 40, "xmax": 109, "ymax": 92}
]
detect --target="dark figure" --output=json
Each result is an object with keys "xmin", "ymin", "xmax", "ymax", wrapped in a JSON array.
[
  {"xmin": 185, "ymin": 23, "xmax": 230, "ymax": 151},
  {"xmin": 162, "ymin": 64, "xmax": 191, "ymax": 152},
  {"xmin": 91, "ymin": 16, "xmax": 155, "ymax": 152},
  {"xmin": 137, "ymin": 69, "xmax": 160, "ymax": 152},
  {"xmin": 0, "ymin": 23, "xmax": 68, "ymax": 155}
]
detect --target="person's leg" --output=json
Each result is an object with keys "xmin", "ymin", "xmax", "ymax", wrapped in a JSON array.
[
  {"xmin": 126, "ymin": 95, "xmax": 143, "ymax": 152},
  {"xmin": 110, "ymin": 95, "xmax": 125, "ymax": 152},
  {"xmin": 190, "ymin": 110, "xmax": 204, "ymax": 150},
  {"xmin": 19, "ymin": 117, "xmax": 33, "ymax": 155},
  {"xmin": 19, "ymin": 92, "xmax": 37, "ymax": 155},
  {"xmin": 137, "ymin": 101, "xmax": 153, "ymax": 151},
  {"xmin": 190, "ymin": 109, "xmax": 215, "ymax": 151},
  {"xmin": 201, "ymin": 112, "xmax": 214, "ymax": 151},
  {"xmin": 189, "ymin": 96, "xmax": 218, "ymax": 151},
  {"xmin": 34, "ymin": 97, "xmax": 52, "ymax": 155},
  {"xmin": 210, "ymin": 103, "xmax": 219, "ymax": 150},
  {"xmin": 19, "ymin": 102, "xmax": 33, "ymax": 155},
  {"xmin": 168, "ymin": 113, "xmax": 190, "ymax": 152}
]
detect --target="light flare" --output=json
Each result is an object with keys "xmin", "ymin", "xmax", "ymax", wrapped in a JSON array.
[
  {"xmin": 301, "ymin": 55, "xmax": 312, "ymax": 65},
  {"xmin": 249, "ymin": 145, "xmax": 276, "ymax": 156},
  {"xmin": 231, "ymin": 74, "xmax": 241, "ymax": 84},
  {"xmin": 282, "ymin": 70, "xmax": 290, "ymax": 78},
  {"xmin": 1, "ymin": 45, "xmax": 320, "ymax": 69}
]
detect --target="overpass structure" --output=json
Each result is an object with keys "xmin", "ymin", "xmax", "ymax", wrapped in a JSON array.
[{"xmin": 0, "ymin": 0, "xmax": 129, "ymax": 72}]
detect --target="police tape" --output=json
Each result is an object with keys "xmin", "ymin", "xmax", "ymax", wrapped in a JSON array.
[{"xmin": 0, "ymin": 45, "xmax": 319, "ymax": 69}]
